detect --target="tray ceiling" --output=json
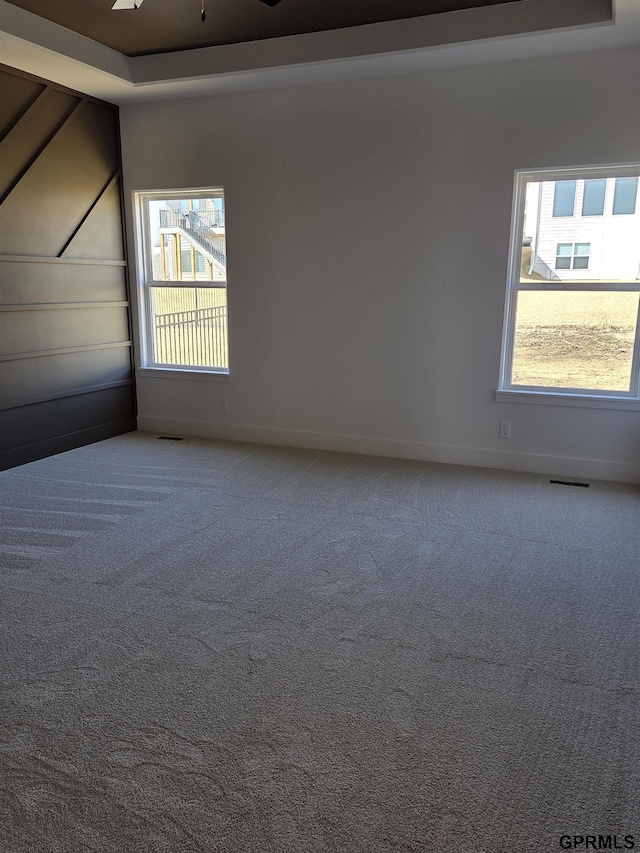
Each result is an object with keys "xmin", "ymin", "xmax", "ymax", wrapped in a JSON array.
[
  {"xmin": 2, "ymin": 0, "xmax": 631, "ymax": 105},
  {"xmin": 5, "ymin": 0, "xmax": 517, "ymax": 56}
]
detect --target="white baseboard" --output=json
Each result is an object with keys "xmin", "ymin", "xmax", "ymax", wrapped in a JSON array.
[{"xmin": 136, "ymin": 415, "xmax": 640, "ymax": 484}]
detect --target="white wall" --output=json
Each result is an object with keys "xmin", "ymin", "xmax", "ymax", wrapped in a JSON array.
[{"xmin": 121, "ymin": 47, "xmax": 640, "ymax": 483}]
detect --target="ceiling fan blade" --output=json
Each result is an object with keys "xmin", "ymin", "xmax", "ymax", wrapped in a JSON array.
[{"xmin": 112, "ymin": 0, "xmax": 144, "ymax": 9}]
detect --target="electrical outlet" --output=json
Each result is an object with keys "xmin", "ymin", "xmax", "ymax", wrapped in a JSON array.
[
  {"xmin": 499, "ymin": 421, "xmax": 511, "ymax": 439},
  {"xmin": 218, "ymin": 400, "xmax": 228, "ymax": 414}
]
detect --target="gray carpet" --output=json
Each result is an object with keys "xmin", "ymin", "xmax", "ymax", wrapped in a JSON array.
[{"xmin": 1, "ymin": 431, "xmax": 639, "ymax": 853}]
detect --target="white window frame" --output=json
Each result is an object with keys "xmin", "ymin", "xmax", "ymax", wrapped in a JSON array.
[
  {"xmin": 497, "ymin": 164, "xmax": 640, "ymax": 410},
  {"xmin": 133, "ymin": 188, "xmax": 230, "ymax": 380},
  {"xmin": 555, "ymin": 242, "xmax": 590, "ymax": 271}
]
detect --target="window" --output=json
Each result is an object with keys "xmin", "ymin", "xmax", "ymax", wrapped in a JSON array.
[
  {"xmin": 555, "ymin": 242, "xmax": 590, "ymax": 270},
  {"xmin": 135, "ymin": 190, "xmax": 228, "ymax": 373},
  {"xmin": 499, "ymin": 166, "xmax": 640, "ymax": 402},
  {"xmin": 612, "ymin": 177, "xmax": 638, "ymax": 215},
  {"xmin": 552, "ymin": 180, "xmax": 576, "ymax": 217},
  {"xmin": 581, "ymin": 179, "xmax": 606, "ymax": 216}
]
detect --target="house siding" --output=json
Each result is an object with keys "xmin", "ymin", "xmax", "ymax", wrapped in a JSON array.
[{"xmin": 532, "ymin": 179, "xmax": 640, "ymax": 281}]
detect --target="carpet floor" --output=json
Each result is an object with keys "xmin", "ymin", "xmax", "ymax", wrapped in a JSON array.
[{"xmin": 1, "ymin": 431, "xmax": 639, "ymax": 852}]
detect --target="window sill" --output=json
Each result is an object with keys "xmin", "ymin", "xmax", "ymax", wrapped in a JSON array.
[
  {"xmin": 137, "ymin": 367, "xmax": 230, "ymax": 382},
  {"xmin": 495, "ymin": 389, "xmax": 640, "ymax": 410}
]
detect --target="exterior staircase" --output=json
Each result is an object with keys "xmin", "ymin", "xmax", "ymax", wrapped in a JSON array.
[{"xmin": 159, "ymin": 208, "xmax": 226, "ymax": 268}]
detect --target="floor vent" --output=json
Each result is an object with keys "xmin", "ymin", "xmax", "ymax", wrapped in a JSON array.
[
  {"xmin": 157, "ymin": 436, "xmax": 184, "ymax": 441},
  {"xmin": 550, "ymin": 479, "xmax": 589, "ymax": 488}
]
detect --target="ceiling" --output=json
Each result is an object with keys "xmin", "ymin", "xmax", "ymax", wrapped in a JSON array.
[
  {"xmin": 1, "ymin": 0, "xmax": 638, "ymax": 104},
  {"xmin": 5, "ymin": 0, "xmax": 518, "ymax": 57}
]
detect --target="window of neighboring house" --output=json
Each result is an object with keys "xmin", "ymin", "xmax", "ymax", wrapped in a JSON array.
[
  {"xmin": 552, "ymin": 180, "xmax": 576, "ymax": 217},
  {"xmin": 180, "ymin": 249, "xmax": 207, "ymax": 275},
  {"xmin": 499, "ymin": 166, "xmax": 640, "ymax": 402},
  {"xmin": 582, "ymin": 179, "xmax": 606, "ymax": 216},
  {"xmin": 612, "ymin": 177, "xmax": 638, "ymax": 215},
  {"xmin": 555, "ymin": 242, "xmax": 590, "ymax": 270},
  {"xmin": 135, "ymin": 190, "xmax": 228, "ymax": 373}
]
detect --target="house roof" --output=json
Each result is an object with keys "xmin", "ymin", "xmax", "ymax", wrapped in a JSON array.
[{"xmin": 0, "ymin": 0, "xmax": 638, "ymax": 104}]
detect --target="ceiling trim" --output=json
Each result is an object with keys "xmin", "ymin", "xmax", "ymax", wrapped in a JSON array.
[
  {"xmin": 0, "ymin": 1, "xmax": 132, "ymax": 81},
  {"xmin": 2, "ymin": 0, "xmax": 638, "ymax": 104},
  {"xmin": 133, "ymin": 0, "xmax": 613, "ymax": 82}
]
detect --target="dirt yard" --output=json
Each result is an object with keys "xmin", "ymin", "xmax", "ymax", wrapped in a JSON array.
[{"xmin": 512, "ymin": 248, "xmax": 638, "ymax": 390}]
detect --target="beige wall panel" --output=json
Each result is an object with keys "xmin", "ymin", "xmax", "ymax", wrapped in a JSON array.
[
  {"xmin": 0, "ymin": 67, "xmax": 133, "ymax": 469},
  {"xmin": 0, "ymin": 70, "xmax": 44, "ymax": 139},
  {"xmin": 0, "ymin": 306, "xmax": 130, "ymax": 356},
  {"xmin": 64, "ymin": 178, "xmax": 125, "ymax": 261},
  {"xmin": 0, "ymin": 89, "xmax": 80, "ymax": 200},
  {"xmin": 0, "ymin": 100, "xmax": 120, "ymax": 257},
  {"xmin": 0, "ymin": 386, "xmax": 136, "ymax": 455},
  {"xmin": 0, "ymin": 262, "xmax": 127, "ymax": 305},
  {"xmin": 1, "ymin": 345, "xmax": 132, "ymax": 407}
]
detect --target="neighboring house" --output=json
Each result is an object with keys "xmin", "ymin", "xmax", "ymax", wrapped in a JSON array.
[
  {"xmin": 152, "ymin": 199, "xmax": 226, "ymax": 281},
  {"xmin": 525, "ymin": 177, "xmax": 640, "ymax": 280}
]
